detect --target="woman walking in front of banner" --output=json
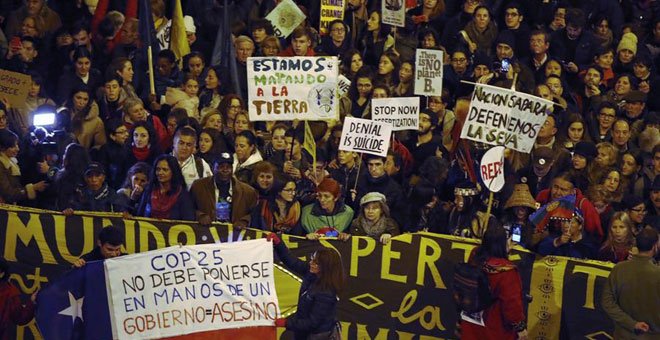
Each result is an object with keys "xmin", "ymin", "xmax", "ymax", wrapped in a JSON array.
[
  {"xmin": 268, "ymin": 233, "xmax": 343, "ymax": 339},
  {"xmin": 458, "ymin": 224, "xmax": 528, "ymax": 340}
]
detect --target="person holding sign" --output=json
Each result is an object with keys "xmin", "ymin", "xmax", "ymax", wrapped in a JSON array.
[
  {"xmin": 72, "ymin": 226, "xmax": 124, "ymax": 267},
  {"xmin": 301, "ymin": 178, "xmax": 353, "ymax": 240},
  {"xmin": 268, "ymin": 233, "xmax": 343, "ymax": 339}
]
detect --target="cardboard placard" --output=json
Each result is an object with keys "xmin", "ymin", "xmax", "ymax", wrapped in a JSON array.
[
  {"xmin": 0, "ymin": 69, "xmax": 31, "ymax": 109},
  {"xmin": 414, "ymin": 49, "xmax": 443, "ymax": 96},
  {"xmin": 381, "ymin": 0, "xmax": 405, "ymax": 27},
  {"xmin": 460, "ymin": 83, "xmax": 552, "ymax": 153},
  {"xmin": 338, "ymin": 117, "xmax": 392, "ymax": 157},
  {"xmin": 371, "ymin": 97, "xmax": 420, "ymax": 131},
  {"xmin": 247, "ymin": 56, "xmax": 339, "ymax": 121}
]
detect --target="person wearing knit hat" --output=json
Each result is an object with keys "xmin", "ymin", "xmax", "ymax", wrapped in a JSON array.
[
  {"xmin": 616, "ymin": 32, "xmax": 638, "ymax": 66},
  {"xmin": 349, "ymin": 192, "xmax": 400, "ymax": 244},
  {"xmin": 495, "ymin": 29, "xmax": 516, "ymax": 55},
  {"xmin": 300, "ymin": 178, "xmax": 354, "ymax": 240}
]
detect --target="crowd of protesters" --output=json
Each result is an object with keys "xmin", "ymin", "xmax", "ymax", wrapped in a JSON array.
[{"xmin": 0, "ymin": 0, "xmax": 658, "ymax": 260}]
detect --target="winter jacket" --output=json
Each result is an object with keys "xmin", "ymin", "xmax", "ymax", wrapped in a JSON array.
[
  {"xmin": 301, "ymin": 202, "xmax": 354, "ymax": 234},
  {"xmin": 460, "ymin": 257, "xmax": 526, "ymax": 340},
  {"xmin": 273, "ymin": 242, "xmax": 338, "ymax": 340},
  {"xmin": 72, "ymin": 102, "xmax": 107, "ymax": 151}
]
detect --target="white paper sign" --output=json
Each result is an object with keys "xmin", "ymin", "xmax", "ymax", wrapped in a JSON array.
[
  {"xmin": 381, "ymin": 0, "xmax": 405, "ymax": 27},
  {"xmin": 479, "ymin": 146, "xmax": 505, "ymax": 192},
  {"xmin": 414, "ymin": 49, "xmax": 443, "ymax": 96},
  {"xmin": 339, "ymin": 117, "xmax": 392, "ymax": 157},
  {"xmin": 460, "ymin": 83, "xmax": 552, "ymax": 153},
  {"xmin": 155, "ymin": 20, "xmax": 172, "ymax": 50},
  {"xmin": 337, "ymin": 74, "xmax": 351, "ymax": 97},
  {"xmin": 105, "ymin": 240, "xmax": 279, "ymax": 339},
  {"xmin": 266, "ymin": 0, "xmax": 306, "ymax": 38},
  {"xmin": 371, "ymin": 97, "xmax": 420, "ymax": 131},
  {"xmin": 247, "ymin": 56, "xmax": 340, "ymax": 121}
]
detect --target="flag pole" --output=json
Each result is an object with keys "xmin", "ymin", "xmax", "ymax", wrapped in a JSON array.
[
  {"xmin": 148, "ymin": 46, "xmax": 155, "ymax": 96},
  {"xmin": 353, "ymin": 153, "xmax": 362, "ymax": 191}
]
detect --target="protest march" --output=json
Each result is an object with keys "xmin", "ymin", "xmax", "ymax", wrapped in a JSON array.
[{"xmin": 0, "ymin": 0, "xmax": 659, "ymax": 339}]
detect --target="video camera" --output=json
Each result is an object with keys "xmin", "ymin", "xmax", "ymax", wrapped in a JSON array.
[{"xmin": 30, "ymin": 105, "xmax": 69, "ymax": 180}]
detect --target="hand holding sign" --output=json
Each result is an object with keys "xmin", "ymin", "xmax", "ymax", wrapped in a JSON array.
[{"xmin": 339, "ymin": 117, "xmax": 392, "ymax": 158}]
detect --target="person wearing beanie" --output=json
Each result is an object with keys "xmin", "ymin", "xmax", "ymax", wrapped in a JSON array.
[
  {"xmin": 300, "ymin": 177, "xmax": 354, "ymax": 240},
  {"xmin": 615, "ymin": 32, "xmax": 638, "ymax": 74},
  {"xmin": 538, "ymin": 207, "xmax": 598, "ymax": 259},
  {"xmin": 349, "ymin": 192, "xmax": 400, "ymax": 244},
  {"xmin": 570, "ymin": 141, "xmax": 599, "ymax": 192},
  {"xmin": 492, "ymin": 29, "xmax": 536, "ymax": 92}
]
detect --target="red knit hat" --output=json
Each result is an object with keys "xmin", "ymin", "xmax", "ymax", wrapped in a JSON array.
[{"xmin": 316, "ymin": 178, "xmax": 341, "ymax": 198}]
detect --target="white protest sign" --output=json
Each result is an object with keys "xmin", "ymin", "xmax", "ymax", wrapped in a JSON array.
[
  {"xmin": 414, "ymin": 49, "xmax": 443, "ymax": 96},
  {"xmin": 479, "ymin": 146, "xmax": 505, "ymax": 192},
  {"xmin": 266, "ymin": 0, "xmax": 306, "ymax": 38},
  {"xmin": 105, "ymin": 239, "xmax": 278, "ymax": 339},
  {"xmin": 337, "ymin": 74, "xmax": 351, "ymax": 97},
  {"xmin": 339, "ymin": 117, "xmax": 392, "ymax": 157},
  {"xmin": 460, "ymin": 83, "xmax": 552, "ymax": 153},
  {"xmin": 381, "ymin": 0, "xmax": 405, "ymax": 27},
  {"xmin": 319, "ymin": 0, "xmax": 345, "ymax": 35},
  {"xmin": 371, "ymin": 97, "xmax": 420, "ymax": 131},
  {"xmin": 247, "ymin": 56, "xmax": 339, "ymax": 121}
]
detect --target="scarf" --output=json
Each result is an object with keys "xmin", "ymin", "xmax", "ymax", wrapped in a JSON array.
[
  {"xmin": 149, "ymin": 187, "xmax": 182, "ymax": 219},
  {"xmin": 132, "ymin": 145, "xmax": 151, "ymax": 161},
  {"xmin": 464, "ymin": 21, "xmax": 498, "ymax": 54},
  {"xmin": 353, "ymin": 215, "xmax": 391, "ymax": 238},
  {"xmin": 88, "ymin": 183, "xmax": 111, "ymax": 201},
  {"xmin": 261, "ymin": 200, "xmax": 301, "ymax": 233},
  {"xmin": 0, "ymin": 154, "xmax": 21, "ymax": 176}
]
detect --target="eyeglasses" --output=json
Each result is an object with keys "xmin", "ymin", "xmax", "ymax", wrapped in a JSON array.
[{"xmin": 452, "ymin": 58, "xmax": 467, "ymax": 63}]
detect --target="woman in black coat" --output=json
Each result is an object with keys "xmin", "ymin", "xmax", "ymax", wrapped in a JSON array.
[{"xmin": 270, "ymin": 234, "xmax": 344, "ymax": 339}]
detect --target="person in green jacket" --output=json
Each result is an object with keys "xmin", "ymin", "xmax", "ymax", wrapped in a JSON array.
[
  {"xmin": 602, "ymin": 227, "xmax": 660, "ymax": 339},
  {"xmin": 301, "ymin": 178, "xmax": 354, "ymax": 241}
]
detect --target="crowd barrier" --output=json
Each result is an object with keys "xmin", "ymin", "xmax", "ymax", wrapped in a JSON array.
[{"xmin": 0, "ymin": 204, "xmax": 615, "ymax": 339}]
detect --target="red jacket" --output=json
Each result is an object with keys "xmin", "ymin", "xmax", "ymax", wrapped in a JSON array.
[
  {"xmin": 461, "ymin": 257, "xmax": 526, "ymax": 340},
  {"xmin": 0, "ymin": 281, "xmax": 35, "ymax": 340},
  {"xmin": 535, "ymin": 188, "xmax": 604, "ymax": 241},
  {"xmin": 278, "ymin": 46, "xmax": 315, "ymax": 57}
]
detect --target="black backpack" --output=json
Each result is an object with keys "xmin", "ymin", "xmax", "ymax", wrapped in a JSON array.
[{"xmin": 452, "ymin": 261, "xmax": 493, "ymax": 314}]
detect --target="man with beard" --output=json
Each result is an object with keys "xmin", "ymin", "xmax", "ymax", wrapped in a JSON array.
[
  {"xmin": 549, "ymin": 8, "xmax": 597, "ymax": 73},
  {"xmin": 406, "ymin": 109, "xmax": 446, "ymax": 175},
  {"xmin": 343, "ymin": 0, "xmax": 368, "ymax": 47},
  {"xmin": 190, "ymin": 152, "xmax": 258, "ymax": 228},
  {"xmin": 445, "ymin": 182, "xmax": 495, "ymax": 239}
]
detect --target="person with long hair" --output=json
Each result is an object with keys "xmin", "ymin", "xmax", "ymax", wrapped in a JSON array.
[
  {"xmin": 56, "ymin": 46, "xmax": 103, "ymax": 105},
  {"xmin": 51, "ymin": 143, "xmax": 90, "ymax": 210},
  {"xmin": 340, "ymin": 67, "xmax": 373, "ymax": 119},
  {"xmin": 269, "ymin": 234, "xmax": 344, "ymax": 339},
  {"xmin": 65, "ymin": 85, "xmax": 106, "ymax": 150},
  {"xmin": 251, "ymin": 178, "xmax": 303, "ymax": 235},
  {"xmin": 393, "ymin": 60, "xmax": 414, "ymax": 97},
  {"xmin": 126, "ymin": 121, "xmax": 162, "ymax": 169},
  {"xmin": 459, "ymin": 224, "xmax": 528, "ymax": 340},
  {"xmin": 598, "ymin": 212, "xmax": 635, "ymax": 263},
  {"xmin": 136, "ymin": 155, "xmax": 195, "ymax": 221},
  {"xmin": 250, "ymin": 161, "xmax": 278, "ymax": 200},
  {"xmin": 218, "ymin": 94, "xmax": 244, "ymax": 135},
  {"xmin": 359, "ymin": 10, "xmax": 393, "ymax": 67},
  {"xmin": 197, "ymin": 127, "xmax": 230, "ymax": 165},
  {"xmin": 109, "ymin": 57, "xmax": 138, "ymax": 100},
  {"xmin": 198, "ymin": 66, "xmax": 223, "ymax": 116},
  {"xmin": 559, "ymin": 113, "xmax": 592, "ymax": 151},
  {"xmin": 461, "ymin": 5, "xmax": 498, "ymax": 56},
  {"xmin": 375, "ymin": 50, "xmax": 400, "ymax": 92},
  {"xmin": 116, "ymin": 162, "xmax": 150, "ymax": 215},
  {"xmin": 340, "ymin": 49, "xmax": 363, "ymax": 79}
]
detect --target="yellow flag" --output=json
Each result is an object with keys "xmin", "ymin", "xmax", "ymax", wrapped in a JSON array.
[
  {"xmin": 170, "ymin": 0, "xmax": 190, "ymax": 68},
  {"xmin": 303, "ymin": 121, "xmax": 316, "ymax": 171}
]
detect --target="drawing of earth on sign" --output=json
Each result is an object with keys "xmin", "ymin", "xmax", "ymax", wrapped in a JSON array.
[{"xmin": 308, "ymin": 82, "xmax": 338, "ymax": 119}]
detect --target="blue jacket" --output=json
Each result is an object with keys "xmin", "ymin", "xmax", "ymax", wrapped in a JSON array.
[{"xmin": 274, "ymin": 243, "xmax": 338, "ymax": 340}]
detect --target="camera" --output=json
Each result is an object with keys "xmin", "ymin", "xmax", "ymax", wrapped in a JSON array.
[{"xmin": 492, "ymin": 58, "xmax": 511, "ymax": 76}]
